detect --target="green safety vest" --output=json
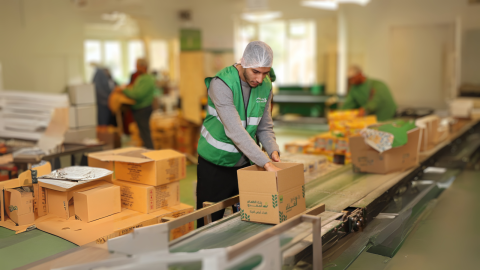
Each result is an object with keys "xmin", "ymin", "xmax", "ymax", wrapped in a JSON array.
[{"xmin": 198, "ymin": 65, "xmax": 272, "ymax": 167}]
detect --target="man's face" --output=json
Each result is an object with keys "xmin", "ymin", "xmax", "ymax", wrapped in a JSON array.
[{"xmin": 243, "ymin": 67, "xmax": 271, "ymax": 88}]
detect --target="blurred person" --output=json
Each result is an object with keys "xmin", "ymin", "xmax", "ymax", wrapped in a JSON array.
[
  {"xmin": 116, "ymin": 58, "xmax": 160, "ymax": 149},
  {"xmin": 92, "ymin": 66, "xmax": 116, "ymax": 126},
  {"xmin": 196, "ymin": 41, "xmax": 281, "ymax": 227},
  {"xmin": 342, "ymin": 65, "xmax": 397, "ymax": 121}
]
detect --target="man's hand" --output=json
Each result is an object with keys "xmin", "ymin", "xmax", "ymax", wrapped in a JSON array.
[
  {"xmin": 264, "ymin": 162, "xmax": 281, "ymax": 172},
  {"xmin": 271, "ymin": 151, "xmax": 281, "ymax": 162},
  {"xmin": 115, "ymin": 85, "xmax": 127, "ymax": 92}
]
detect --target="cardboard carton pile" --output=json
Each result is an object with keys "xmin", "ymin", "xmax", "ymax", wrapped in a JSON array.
[
  {"xmin": 66, "ymin": 84, "xmax": 97, "ymax": 144},
  {"xmin": 1, "ymin": 148, "xmax": 194, "ymax": 245},
  {"xmin": 129, "ymin": 113, "xmax": 200, "ymax": 155},
  {"xmin": 88, "ymin": 147, "xmax": 185, "ymax": 213}
]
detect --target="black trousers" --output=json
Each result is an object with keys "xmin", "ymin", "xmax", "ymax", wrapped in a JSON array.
[
  {"xmin": 196, "ymin": 156, "xmax": 249, "ymax": 228},
  {"xmin": 132, "ymin": 105, "xmax": 154, "ymax": 149}
]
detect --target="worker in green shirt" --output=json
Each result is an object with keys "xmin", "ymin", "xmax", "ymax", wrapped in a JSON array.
[
  {"xmin": 116, "ymin": 58, "xmax": 160, "ymax": 149},
  {"xmin": 341, "ymin": 66, "xmax": 397, "ymax": 121}
]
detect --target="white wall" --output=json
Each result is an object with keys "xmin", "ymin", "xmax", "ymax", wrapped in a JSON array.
[
  {"xmin": 342, "ymin": 0, "xmax": 480, "ymax": 107},
  {"xmin": 462, "ymin": 29, "xmax": 480, "ymax": 85},
  {"xmin": 0, "ymin": 0, "xmax": 85, "ymax": 93}
]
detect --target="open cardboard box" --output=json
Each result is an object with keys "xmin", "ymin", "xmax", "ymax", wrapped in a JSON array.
[
  {"xmin": 88, "ymin": 147, "xmax": 186, "ymax": 186},
  {"xmin": 237, "ymin": 163, "xmax": 306, "ymax": 225},
  {"xmin": 4, "ymin": 188, "xmax": 35, "ymax": 226},
  {"xmin": 0, "ymin": 162, "xmax": 52, "ymax": 232},
  {"xmin": 350, "ymin": 128, "xmax": 421, "ymax": 174},
  {"xmin": 113, "ymin": 179, "xmax": 180, "ymax": 214}
]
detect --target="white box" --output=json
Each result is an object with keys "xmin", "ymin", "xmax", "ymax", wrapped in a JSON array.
[
  {"xmin": 450, "ymin": 99, "xmax": 474, "ymax": 118},
  {"xmin": 69, "ymin": 84, "xmax": 96, "ymax": 105},
  {"xmin": 64, "ymin": 127, "xmax": 96, "ymax": 143},
  {"xmin": 69, "ymin": 105, "xmax": 97, "ymax": 129}
]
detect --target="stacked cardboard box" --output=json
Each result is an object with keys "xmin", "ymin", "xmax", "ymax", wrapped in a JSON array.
[
  {"xmin": 88, "ymin": 148, "xmax": 186, "ymax": 214},
  {"xmin": 1, "ymin": 159, "xmax": 194, "ymax": 244},
  {"xmin": 67, "ymin": 84, "xmax": 97, "ymax": 144}
]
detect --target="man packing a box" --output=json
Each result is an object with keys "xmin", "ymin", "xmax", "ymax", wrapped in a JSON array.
[
  {"xmin": 341, "ymin": 65, "xmax": 397, "ymax": 121},
  {"xmin": 196, "ymin": 41, "xmax": 281, "ymax": 227}
]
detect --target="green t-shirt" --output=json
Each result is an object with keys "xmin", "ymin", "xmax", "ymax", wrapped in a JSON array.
[
  {"xmin": 123, "ymin": 74, "xmax": 161, "ymax": 110},
  {"xmin": 341, "ymin": 79, "xmax": 397, "ymax": 121}
]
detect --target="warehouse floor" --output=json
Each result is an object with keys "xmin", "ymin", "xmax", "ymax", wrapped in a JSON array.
[{"xmin": 348, "ymin": 170, "xmax": 480, "ymax": 270}]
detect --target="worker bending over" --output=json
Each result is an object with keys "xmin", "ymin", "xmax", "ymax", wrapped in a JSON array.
[
  {"xmin": 342, "ymin": 65, "xmax": 397, "ymax": 121},
  {"xmin": 196, "ymin": 41, "xmax": 281, "ymax": 227}
]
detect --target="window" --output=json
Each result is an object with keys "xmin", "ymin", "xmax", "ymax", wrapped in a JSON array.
[
  {"xmin": 236, "ymin": 20, "xmax": 316, "ymax": 86},
  {"xmin": 149, "ymin": 40, "xmax": 169, "ymax": 74},
  {"xmin": 103, "ymin": 41, "xmax": 123, "ymax": 81},
  {"xmin": 84, "ymin": 40, "xmax": 102, "ymax": 83},
  {"xmin": 128, "ymin": 40, "xmax": 145, "ymax": 74},
  {"xmin": 84, "ymin": 39, "xmax": 167, "ymax": 84}
]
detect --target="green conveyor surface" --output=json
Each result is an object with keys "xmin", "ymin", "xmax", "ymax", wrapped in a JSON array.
[
  {"xmin": 0, "ymin": 228, "xmax": 77, "ymax": 270},
  {"xmin": 170, "ymin": 164, "xmax": 412, "ymax": 253}
]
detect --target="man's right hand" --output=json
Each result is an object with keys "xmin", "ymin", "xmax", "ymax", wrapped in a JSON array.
[{"xmin": 264, "ymin": 162, "xmax": 281, "ymax": 172}]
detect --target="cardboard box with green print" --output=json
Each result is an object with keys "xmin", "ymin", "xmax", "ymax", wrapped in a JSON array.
[{"xmin": 237, "ymin": 163, "xmax": 306, "ymax": 225}]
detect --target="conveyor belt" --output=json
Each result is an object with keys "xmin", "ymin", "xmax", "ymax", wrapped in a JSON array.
[
  {"xmin": 171, "ymin": 121, "xmax": 480, "ymax": 255},
  {"xmin": 18, "ymin": 121, "xmax": 480, "ymax": 270}
]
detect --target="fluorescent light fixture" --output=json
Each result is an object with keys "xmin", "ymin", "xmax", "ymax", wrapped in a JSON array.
[
  {"xmin": 338, "ymin": 0, "xmax": 370, "ymax": 5},
  {"xmin": 302, "ymin": 0, "xmax": 338, "ymax": 10},
  {"xmin": 241, "ymin": 11, "xmax": 282, "ymax": 22},
  {"xmin": 301, "ymin": 0, "xmax": 370, "ymax": 10}
]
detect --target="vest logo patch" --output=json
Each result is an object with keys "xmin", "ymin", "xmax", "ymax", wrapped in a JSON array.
[{"xmin": 256, "ymin": 97, "xmax": 267, "ymax": 103}]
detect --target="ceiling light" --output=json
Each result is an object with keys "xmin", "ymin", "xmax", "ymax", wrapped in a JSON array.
[
  {"xmin": 302, "ymin": 0, "xmax": 338, "ymax": 10},
  {"xmin": 241, "ymin": 11, "xmax": 283, "ymax": 22},
  {"xmin": 301, "ymin": 0, "xmax": 370, "ymax": 10}
]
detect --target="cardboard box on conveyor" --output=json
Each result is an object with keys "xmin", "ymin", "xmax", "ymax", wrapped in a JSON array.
[
  {"xmin": 237, "ymin": 163, "xmax": 306, "ymax": 225},
  {"xmin": 349, "ymin": 122, "xmax": 421, "ymax": 174}
]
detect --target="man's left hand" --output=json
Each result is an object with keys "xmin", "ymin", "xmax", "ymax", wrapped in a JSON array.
[{"xmin": 271, "ymin": 151, "xmax": 281, "ymax": 162}]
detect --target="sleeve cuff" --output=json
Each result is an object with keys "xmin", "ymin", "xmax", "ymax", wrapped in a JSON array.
[{"xmin": 255, "ymin": 155, "xmax": 271, "ymax": 168}]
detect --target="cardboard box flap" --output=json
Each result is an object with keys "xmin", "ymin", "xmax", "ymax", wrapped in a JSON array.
[
  {"xmin": 237, "ymin": 166, "xmax": 278, "ymax": 194},
  {"xmin": 88, "ymin": 147, "xmax": 146, "ymax": 161},
  {"xmin": 275, "ymin": 163, "xmax": 305, "ymax": 192},
  {"xmin": 141, "ymin": 150, "xmax": 185, "ymax": 161},
  {"xmin": 102, "ymin": 155, "xmax": 152, "ymax": 164}
]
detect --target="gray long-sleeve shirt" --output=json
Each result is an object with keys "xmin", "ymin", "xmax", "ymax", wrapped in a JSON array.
[{"xmin": 208, "ymin": 76, "xmax": 280, "ymax": 167}]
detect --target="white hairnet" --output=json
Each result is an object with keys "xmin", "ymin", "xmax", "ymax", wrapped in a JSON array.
[{"xmin": 240, "ymin": 41, "xmax": 273, "ymax": 68}]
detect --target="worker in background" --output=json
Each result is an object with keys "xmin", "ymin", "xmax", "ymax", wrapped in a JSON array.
[
  {"xmin": 196, "ymin": 41, "xmax": 281, "ymax": 228},
  {"xmin": 341, "ymin": 65, "xmax": 397, "ymax": 121},
  {"xmin": 116, "ymin": 58, "xmax": 159, "ymax": 149},
  {"xmin": 92, "ymin": 66, "xmax": 116, "ymax": 126}
]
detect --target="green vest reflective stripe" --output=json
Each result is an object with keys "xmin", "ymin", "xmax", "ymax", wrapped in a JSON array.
[{"xmin": 198, "ymin": 65, "xmax": 272, "ymax": 167}]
